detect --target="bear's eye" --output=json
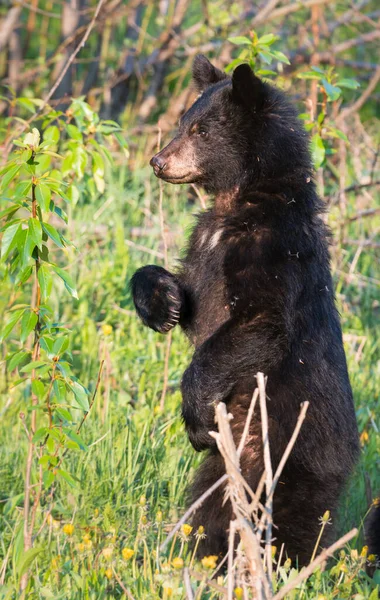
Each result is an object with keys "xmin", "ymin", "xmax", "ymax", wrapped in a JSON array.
[{"xmin": 198, "ymin": 129, "xmax": 208, "ymax": 139}]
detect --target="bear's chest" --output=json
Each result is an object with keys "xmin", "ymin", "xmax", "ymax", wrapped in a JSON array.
[{"xmin": 181, "ymin": 223, "xmax": 230, "ymax": 347}]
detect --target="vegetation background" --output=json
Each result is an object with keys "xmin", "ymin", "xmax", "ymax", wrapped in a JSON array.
[{"xmin": 0, "ymin": 0, "xmax": 379, "ymax": 598}]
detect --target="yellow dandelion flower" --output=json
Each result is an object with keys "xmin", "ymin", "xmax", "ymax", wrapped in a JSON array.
[
  {"xmin": 102, "ymin": 547, "xmax": 113, "ymax": 560},
  {"xmin": 102, "ymin": 324, "xmax": 113, "ymax": 336},
  {"xmin": 77, "ymin": 543, "xmax": 85, "ymax": 552},
  {"xmin": 368, "ymin": 554, "xmax": 377, "ymax": 563},
  {"xmin": 51, "ymin": 556, "xmax": 60, "ymax": 570},
  {"xmin": 360, "ymin": 431, "xmax": 369, "ymax": 444},
  {"xmin": 271, "ymin": 545, "xmax": 277, "ymax": 558},
  {"xmin": 141, "ymin": 515, "xmax": 148, "ymax": 525},
  {"xmin": 163, "ymin": 586, "xmax": 173, "ymax": 597},
  {"xmin": 94, "ymin": 508, "xmax": 99, "ymax": 517},
  {"xmin": 122, "ymin": 548, "xmax": 134, "ymax": 560},
  {"xmin": 172, "ymin": 557, "xmax": 184, "ymax": 569},
  {"xmin": 139, "ymin": 495, "xmax": 146, "ymax": 506},
  {"xmin": 105, "ymin": 568, "xmax": 113, "ymax": 579},
  {"xmin": 201, "ymin": 555, "xmax": 218, "ymax": 569},
  {"xmin": 360, "ymin": 545, "xmax": 368, "ymax": 558},
  {"xmin": 234, "ymin": 587, "xmax": 243, "ymax": 599},
  {"xmin": 85, "ymin": 539, "xmax": 92, "ymax": 549},
  {"xmin": 181, "ymin": 524, "xmax": 193, "ymax": 537},
  {"xmin": 62, "ymin": 523, "xmax": 74, "ymax": 536}
]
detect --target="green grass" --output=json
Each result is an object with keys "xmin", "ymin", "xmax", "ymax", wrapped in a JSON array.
[{"xmin": 0, "ymin": 161, "xmax": 379, "ymax": 599}]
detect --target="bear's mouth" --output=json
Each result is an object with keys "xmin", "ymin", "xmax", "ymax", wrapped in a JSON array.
[{"xmin": 154, "ymin": 172, "xmax": 197, "ymax": 184}]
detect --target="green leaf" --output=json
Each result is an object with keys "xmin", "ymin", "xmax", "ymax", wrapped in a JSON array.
[
  {"xmin": 57, "ymin": 469, "xmax": 77, "ymax": 488},
  {"xmin": 0, "ymin": 309, "xmax": 25, "ymax": 343},
  {"xmin": 66, "ymin": 124, "xmax": 83, "ymax": 141},
  {"xmin": 53, "ymin": 379, "xmax": 67, "ymax": 402},
  {"xmin": 53, "ymin": 266, "xmax": 78, "ymax": 299},
  {"xmin": 14, "ymin": 180, "xmax": 32, "ymax": 199},
  {"xmin": 70, "ymin": 381, "xmax": 89, "ymax": 411},
  {"xmin": 53, "ymin": 336, "xmax": 69, "ymax": 355},
  {"xmin": 270, "ymin": 50, "xmax": 290, "ymax": 65},
  {"xmin": 321, "ymin": 79, "xmax": 341, "ymax": 101},
  {"xmin": 63, "ymin": 428, "xmax": 88, "ymax": 451},
  {"xmin": 42, "ymin": 222, "xmax": 64, "ymax": 248},
  {"xmin": 35, "ymin": 183, "xmax": 51, "ymax": 212},
  {"xmin": 228, "ymin": 36, "xmax": 252, "ymax": 45},
  {"xmin": 32, "ymin": 427, "xmax": 48, "ymax": 444},
  {"xmin": 336, "ymin": 78, "xmax": 360, "ymax": 90},
  {"xmin": 311, "ymin": 133, "xmax": 325, "ymax": 169},
  {"xmin": 8, "ymin": 350, "xmax": 29, "ymax": 371},
  {"xmin": 17, "ymin": 546, "xmax": 43, "ymax": 580},
  {"xmin": 43, "ymin": 470, "xmax": 55, "ymax": 489},
  {"xmin": 44, "ymin": 125, "xmax": 60, "ymax": 144},
  {"xmin": 20, "ymin": 310, "xmax": 38, "ymax": 343},
  {"xmin": 32, "ymin": 379, "xmax": 45, "ymax": 398},
  {"xmin": 258, "ymin": 33, "xmax": 278, "ymax": 45},
  {"xmin": 38, "ymin": 264, "xmax": 53, "ymax": 302},
  {"xmin": 56, "ymin": 407, "xmax": 73, "ymax": 423},
  {"xmin": 21, "ymin": 360, "xmax": 47, "ymax": 373},
  {"xmin": 28, "ymin": 217, "xmax": 42, "ymax": 250},
  {"xmin": 1, "ymin": 222, "xmax": 21, "ymax": 260},
  {"xmin": 0, "ymin": 164, "xmax": 21, "ymax": 192}
]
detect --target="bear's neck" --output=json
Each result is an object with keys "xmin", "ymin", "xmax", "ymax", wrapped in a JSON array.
[{"xmin": 214, "ymin": 186, "xmax": 240, "ymax": 213}]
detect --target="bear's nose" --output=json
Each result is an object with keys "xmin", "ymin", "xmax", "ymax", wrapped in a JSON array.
[{"xmin": 150, "ymin": 154, "xmax": 167, "ymax": 172}]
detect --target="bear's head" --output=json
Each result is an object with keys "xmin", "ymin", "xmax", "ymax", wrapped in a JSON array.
[{"xmin": 150, "ymin": 55, "xmax": 311, "ymax": 195}]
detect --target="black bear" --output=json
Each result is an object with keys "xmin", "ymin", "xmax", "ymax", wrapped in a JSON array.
[{"xmin": 131, "ymin": 55, "xmax": 360, "ymax": 565}]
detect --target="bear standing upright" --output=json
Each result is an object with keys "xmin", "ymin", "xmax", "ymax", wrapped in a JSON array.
[{"xmin": 131, "ymin": 55, "xmax": 360, "ymax": 565}]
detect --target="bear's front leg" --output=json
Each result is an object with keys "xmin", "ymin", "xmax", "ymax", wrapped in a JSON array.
[{"xmin": 131, "ymin": 265, "xmax": 186, "ymax": 334}]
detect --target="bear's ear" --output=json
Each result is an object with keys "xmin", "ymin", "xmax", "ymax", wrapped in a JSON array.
[
  {"xmin": 192, "ymin": 54, "xmax": 228, "ymax": 93},
  {"xmin": 232, "ymin": 63, "xmax": 267, "ymax": 112}
]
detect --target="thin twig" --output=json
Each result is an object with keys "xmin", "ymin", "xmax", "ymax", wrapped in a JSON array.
[
  {"xmin": 272, "ymin": 528, "xmax": 358, "ymax": 600},
  {"xmin": 160, "ymin": 474, "xmax": 228, "ymax": 552},
  {"xmin": 258, "ymin": 373, "xmax": 273, "ymax": 592},
  {"xmin": 183, "ymin": 567, "xmax": 195, "ymax": 600},
  {"xmin": 112, "ymin": 567, "xmax": 137, "ymax": 600}
]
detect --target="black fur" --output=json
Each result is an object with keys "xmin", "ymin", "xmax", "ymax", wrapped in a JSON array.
[
  {"xmin": 131, "ymin": 56, "xmax": 360, "ymax": 565},
  {"xmin": 366, "ymin": 500, "xmax": 380, "ymax": 567}
]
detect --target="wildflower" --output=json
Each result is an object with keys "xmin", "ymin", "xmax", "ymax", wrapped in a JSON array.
[
  {"xmin": 141, "ymin": 515, "xmax": 148, "ymax": 525},
  {"xmin": 105, "ymin": 568, "xmax": 113, "ymax": 579},
  {"xmin": 374, "ymin": 497, "xmax": 380, "ymax": 506},
  {"xmin": 172, "ymin": 557, "xmax": 184, "ymax": 569},
  {"xmin": 94, "ymin": 508, "xmax": 99, "ymax": 517},
  {"xmin": 319, "ymin": 510, "xmax": 331, "ymax": 525},
  {"xmin": 271, "ymin": 545, "xmax": 277, "ymax": 558},
  {"xmin": 156, "ymin": 510, "xmax": 163, "ymax": 523},
  {"xmin": 62, "ymin": 523, "xmax": 74, "ymax": 536},
  {"xmin": 234, "ymin": 588, "xmax": 243, "ymax": 599},
  {"xmin": 181, "ymin": 524, "xmax": 193, "ymax": 537},
  {"xmin": 360, "ymin": 430, "xmax": 369, "ymax": 444},
  {"xmin": 339, "ymin": 562, "xmax": 348, "ymax": 573},
  {"xmin": 102, "ymin": 324, "xmax": 112, "ymax": 336},
  {"xmin": 77, "ymin": 543, "xmax": 85, "ymax": 552},
  {"xmin": 201, "ymin": 555, "xmax": 218, "ymax": 569},
  {"xmin": 51, "ymin": 556, "xmax": 60, "ymax": 570},
  {"xmin": 195, "ymin": 525, "xmax": 206, "ymax": 539},
  {"xmin": 122, "ymin": 548, "xmax": 134, "ymax": 560},
  {"xmin": 360, "ymin": 545, "xmax": 368, "ymax": 558},
  {"xmin": 139, "ymin": 495, "xmax": 146, "ymax": 506},
  {"xmin": 368, "ymin": 554, "xmax": 377, "ymax": 563},
  {"xmin": 102, "ymin": 547, "xmax": 113, "ymax": 560},
  {"xmin": 163, "ymin": 586, "xmax": 173, "ymax": 597},
  {"xmin": 283, "ymin": 558, "xmax": 292, "ymax": 570}
]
